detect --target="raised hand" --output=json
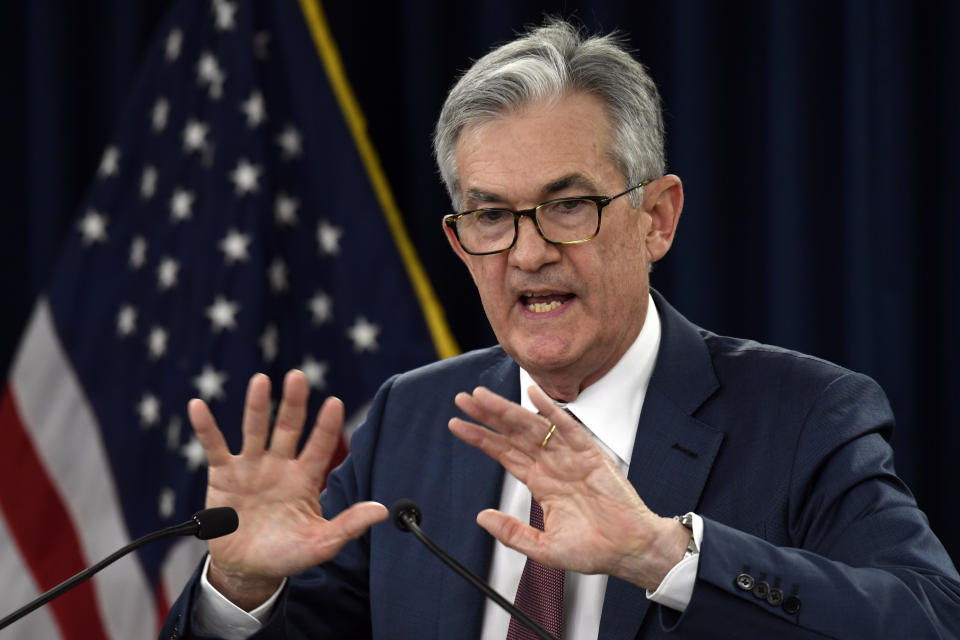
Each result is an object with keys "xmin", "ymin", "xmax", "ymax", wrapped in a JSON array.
[
  {"xmin": 188, "ymin": 370, "xmax": 388, "ymax": 610},
  {"xmin": 448, "ymin": 385, "xmax": 689, "ymax": 591}
]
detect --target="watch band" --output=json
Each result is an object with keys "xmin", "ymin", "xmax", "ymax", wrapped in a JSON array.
[{"xmin": 674, "ymin": 513, "xmax": 700, "ymax": 559}]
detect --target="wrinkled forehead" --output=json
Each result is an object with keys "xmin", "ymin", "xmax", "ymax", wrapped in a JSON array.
[{"xmin": 452, "ymin": 93, "xmax": 620, "ymax": 204}]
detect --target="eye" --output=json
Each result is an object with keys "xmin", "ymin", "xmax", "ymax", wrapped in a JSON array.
[
  {"xmin": 473, "ymin": 209, "xmax": 512, "ymax": 225},
  {"xmin": 542, "ymin": 198, "xmax": 591, "ymax": 216}
]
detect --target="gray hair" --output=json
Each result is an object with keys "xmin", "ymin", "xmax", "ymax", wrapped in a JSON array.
[{"xmin": 433, "ymin": 20, "xmax": 665, "ymax": 210}]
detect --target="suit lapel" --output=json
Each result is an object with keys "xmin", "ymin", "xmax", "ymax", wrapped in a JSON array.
[
  {"xmin": 599, "ymin": 291, "xmax": 725, "ymax": 639},
  {"xmin": 438, "ymin": 350, "xmax": 519, "ymax": 640}
]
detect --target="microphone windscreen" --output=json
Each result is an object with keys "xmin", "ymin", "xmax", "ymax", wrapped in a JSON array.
[
  {"xmin": 193, "ymin": 507, "xmax": 239, "ymax": 540},
  {"xmin": 389, "ymin": 499, "xmax": 422, "ymax": 532}
]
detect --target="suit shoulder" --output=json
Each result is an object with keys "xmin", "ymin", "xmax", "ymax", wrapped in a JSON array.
[
  {"xmin": 387, "ymin": 345, "xmax": 509, "ymax": 392},
  {"xmin": 699, "ymin": 329, "xmax": 865, "ymax": 386}
]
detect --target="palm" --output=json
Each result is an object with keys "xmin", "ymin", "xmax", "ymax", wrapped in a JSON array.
[
  {"xmin": 204, "ymin": 453, "xmax": 329, "ymax": 578},
  {"xmin": 540, "ymin": 452, "xmax": 654, "ymax": 573},
  {"xmin": 448, "ymin": 385, "xmax": 685, "ymax": 590},
  {"xmin": 188, "ymin": 371, "xmax": 387, "ymax": 603}
]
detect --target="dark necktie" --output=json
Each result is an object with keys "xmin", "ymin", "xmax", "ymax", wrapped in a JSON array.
[{"xmin": 505, "ymin": 497, "xmax": 564, "ymax": 639}]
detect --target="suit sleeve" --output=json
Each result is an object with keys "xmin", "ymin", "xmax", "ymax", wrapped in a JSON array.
[
  {"xmin": 158, "ymin": 375, "xmax": 401, "ymax": 640},
  {"xmin": 658, "ymin": 372, "xmax": 960, "ymax": 638}
]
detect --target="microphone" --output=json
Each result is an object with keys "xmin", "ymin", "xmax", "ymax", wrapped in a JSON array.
[
  {"xmin": 390, "ymin": 499, "xmax": 559, "ymax": 640},
  {"xmin": 0, "ymin": 506, "xmax": 239, "ymax": 631}
]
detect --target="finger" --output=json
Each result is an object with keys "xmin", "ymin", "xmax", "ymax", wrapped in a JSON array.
[
  {"xmin": 476, "ymin": 508, "xmax": 546, "ymax": 564},
  {"xmin": 448, "ymin": 417, "xmax": 535, "ymax": 480},
  {"xmin": 239, "ymin": 373, "xmax": 272, "ymax": 456},
  {"xmin": 527, "ymin": 386, "xmax": 594, "ymax": 452},
  {"xmin": 269, "ymin": 370, "xmax": 310, "ymax": 458},
  {"xmin": 299, "ymin": 396, "xmax": 346, "ymax": 484},
  {"xmin": 312, "ymin": 501, "xmax": 389, "ymax": 560},
  {"xmin": 454, "ymin": 388, "xmax": 549, "ymax": 458},
  {"xmin": 187, "ymin": 398, "xmax": 232, "ymax": 467}
]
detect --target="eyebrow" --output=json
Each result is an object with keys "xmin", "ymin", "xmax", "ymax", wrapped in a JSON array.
[{"xmin": 463, "ymin": 173, "xmax": 600, "ymax": 209}]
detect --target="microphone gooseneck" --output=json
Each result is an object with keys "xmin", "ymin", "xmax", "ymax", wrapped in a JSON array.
[
  {"xmin": 389, "ymin": 499, "xmax": 559, "ymax": 640},
  {"xmin": 0, "ymin": 507, "xmax": 239, "ymax": 632}
]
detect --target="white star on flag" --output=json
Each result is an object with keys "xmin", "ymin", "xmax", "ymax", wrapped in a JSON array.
[
  {"xmin": 268, "ymin": 258, "xmax": 289, "ymax": 293},
  {"xmin": 158, "ymin": 488, "xmax": 176, "ymax": 520},
  {"xmin": 275, "ymin": 124, "xmax": 302, "ymax": 160},
  {"xmin": 170, "ymin": 188, "xmax": 196, "ymax": 221},
  {"xmin": 129, "ymin": 236, "xmax": 148, "ymax": 269},
  {"xmin": 219, "ymin": 228, "xmax": 251, "ymax": 264},
  {"xmin": 300, "ymin": 356, "xmax": 329, "ymax": 390},
  {"xmin": 308, "ymin": 291, "xmax": 333, "ymax": 325},
  {"xmin": 140, "ymin": 165, "xmax": 158, "ymax": 200},
  {"xmin": 229, "ymin": 158, "xmax": 262, "ymax": 196},
  {"xmin": 206, "ymin": 295, "xmax": 240, "ymax": 332},
  {"xmin": 180, "ymin": 436, "xmax": 208, "ymax": 471},
  {"xmin": 259, "ymin": 324, "xmax": 278, "ymax": 363},
  {"xmin": 151, "ymin": 97, "xmax": 170, "ymax": 132},
  {"xmin": 147, "ymin": 326, "xmax": 169, "ymax": 360},
  {"xmin": 98, "ymin": 146, "xmax": 121, "ymax": 179},
  {"xmin": 116, "ymin": 304, "xmax": 138, "ymax": 337},
  {"xmin": 166, "ymin": 416, "xmax": 182, "ymax": 451},
  {"xmin": 164, "ymin": 28, "xmax": 183, "ymax": 62},
  {"xmin": 241, "ymin": 90, "xmax": 267, "ymax": 128},
  {"xmin": 212, "ymin": 0, "xmax": 238, "ymax": 31},
  {"xmin": 317, "ymin": 219, "xmax": 343, "ymax": 256},
  {"xmin": 182, "ymin": 118, "xmax": 210, "ymax": 154},
  {"xmin": 78, "ymin": 209, "xmax": 109, "ymax": 245},
  {"xmin": 347, "ymin": 316, "xmax": 381, "ymax": 353},
  {"xmin": 192, "ymin": 364, "xmax": 228, "ymax": 402},
  {"xmin": 196, "ymin": 51, "xmax": 225, "ymax": 99},
  {"xmin": 137, "ymin": 393, "xmax": 161, "ymax": 428},
  {"xmin": 157, "ymin": 257, "xmax": 180, "ymax": 290},
  {"xmin": 274, "ymin": 192, "xmax": 299, "ymax": 226}
]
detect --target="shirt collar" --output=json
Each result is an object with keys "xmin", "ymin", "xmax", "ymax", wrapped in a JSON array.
[{"xmin": 519, "ymin": 294, "xmax": 661, "ymax": 469}]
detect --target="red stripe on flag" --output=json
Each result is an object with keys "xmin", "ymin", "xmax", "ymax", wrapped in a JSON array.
[
  {"xmin": 321, "ymin": 433, "xmax": 350, "ymax": 491},
  {"xmin": 154, "ymin": 579, "xmax": 171, "ymax": 636},
  {"xmin": 0, "ymin": 386, "xmax": 110, "ymax": 640}
]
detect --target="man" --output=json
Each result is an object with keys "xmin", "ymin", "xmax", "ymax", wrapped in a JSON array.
[{"xmin": 162, "ymin": 20, "xmax": 960, "ymax": 639}]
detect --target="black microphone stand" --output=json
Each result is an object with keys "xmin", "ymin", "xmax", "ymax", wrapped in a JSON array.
[
  {"xmin": 0, "ymin": 507, "xmax": 237, "ymax": 632},
  {"xmin": 392, "ymin": 500, "xmax": 559, "ymax": 640}
]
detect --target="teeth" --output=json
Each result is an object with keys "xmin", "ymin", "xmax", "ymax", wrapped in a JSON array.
[{"xmin": 526, "ymin": 300, "xmax": 563, "ymax": 313}]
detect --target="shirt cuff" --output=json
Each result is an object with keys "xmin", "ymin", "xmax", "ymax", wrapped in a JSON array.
[
  {"xmin": 645, "ymin": 512, "xmax": 703, "ymax": 612},
  {"xmin": 193, "ymin": 555, "xmax": 287, "ymax": 638}
]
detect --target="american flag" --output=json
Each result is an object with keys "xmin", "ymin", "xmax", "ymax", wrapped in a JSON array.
[{"xmin": 0, "ymin": 1, "xmax": 452, "ymax": 638}]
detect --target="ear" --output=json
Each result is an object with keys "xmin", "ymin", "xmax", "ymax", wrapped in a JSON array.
[
  {"xmin": 642, "ymin": 174, "xmax": 684, "ymax": 263},
  {"xmin": 443, "ymin": 218, "xmax": 473, "ymax": 267}
]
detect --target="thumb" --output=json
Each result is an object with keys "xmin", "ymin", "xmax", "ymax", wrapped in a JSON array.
[
  {"xmin": 312, "ymin": 501, "xmax": 388, "ymax": 559},
  {"xmin": 476, "ymin": 508, "xmax": 543, "ymax": 560}
]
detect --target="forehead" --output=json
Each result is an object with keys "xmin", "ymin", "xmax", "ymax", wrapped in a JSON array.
[{"xmin": 454, "ymin": 92, "xmax": 621, "ymax": 203}]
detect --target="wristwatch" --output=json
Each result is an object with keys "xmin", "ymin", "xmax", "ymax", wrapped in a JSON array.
[{"xmin": 674, "ymin": 513, "xmax": 700, "ymax": 559}]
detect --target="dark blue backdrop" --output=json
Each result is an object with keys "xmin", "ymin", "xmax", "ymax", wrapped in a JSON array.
[{"xmin": 2, "ymin": 1, "xmax": 957, "ymax": 563}]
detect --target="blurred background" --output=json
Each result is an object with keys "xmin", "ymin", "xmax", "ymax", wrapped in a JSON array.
[{"xmin": 0, "ymin": 0, "xmax": 957, "ymax": 630}]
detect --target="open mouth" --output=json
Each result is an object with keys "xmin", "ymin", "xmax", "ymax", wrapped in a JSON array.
[{"xmin": 520, "ymin": 292, "xmax": 575, "ymax": 313}]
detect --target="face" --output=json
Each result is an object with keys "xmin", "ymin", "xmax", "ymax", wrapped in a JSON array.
[{"xmin": 445, "ymin": 92, "xmax": 683, "ymax": 400}]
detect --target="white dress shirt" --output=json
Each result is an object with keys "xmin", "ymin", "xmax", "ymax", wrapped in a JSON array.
[{"xmin": 195, "ymin": 295, "xmax": 703, "ymax": 638}]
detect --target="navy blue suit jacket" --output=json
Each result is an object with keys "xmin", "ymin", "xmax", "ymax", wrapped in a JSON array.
[{"xmin": 162, "ymin": 291, "xmax": 960, "ymax": 639}]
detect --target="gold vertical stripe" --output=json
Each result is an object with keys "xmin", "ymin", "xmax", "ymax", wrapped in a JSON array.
[{"xmin": 297, "ymin": 0, "xmax": 459, "ymax": 359}]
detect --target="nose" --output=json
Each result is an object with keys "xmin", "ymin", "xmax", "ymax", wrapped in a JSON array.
[{"xmin": 508, "ymin": 215, "xmax": 560, "ymax": 271}]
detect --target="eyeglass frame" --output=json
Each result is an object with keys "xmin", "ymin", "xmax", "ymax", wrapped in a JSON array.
[{"xmin": 443, "ymin": 180, "xmax": 652, "ymax": 256}]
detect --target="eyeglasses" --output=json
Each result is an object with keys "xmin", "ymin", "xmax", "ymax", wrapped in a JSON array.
[{"xmin": 443, "ymin": 181, "xmax": 650, "ymax": 255}]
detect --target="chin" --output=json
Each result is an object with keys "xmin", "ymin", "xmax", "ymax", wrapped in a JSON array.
[{"xmin": 508, "ymin": 335, "xmax": 582, "ymax": 375}]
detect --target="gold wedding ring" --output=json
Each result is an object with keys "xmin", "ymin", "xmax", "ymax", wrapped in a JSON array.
[{"xmin": 540, "ymin": 423, "xmax": 557, "ymax": 448}]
